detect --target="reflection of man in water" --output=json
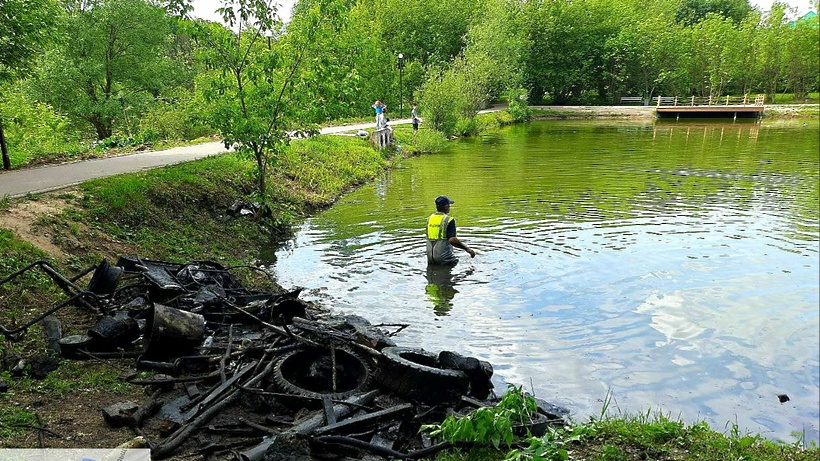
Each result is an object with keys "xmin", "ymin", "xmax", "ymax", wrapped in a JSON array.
[
  {"xmin": 425, "ymin": 265, "xmax": 474, "ymax": 315},
  {"xmin": 426, "ymin": 195, "xmax": 475, "ymax": 265}
]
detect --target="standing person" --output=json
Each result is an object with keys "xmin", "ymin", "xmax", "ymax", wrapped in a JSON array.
[
  {"xmin": 426, "ymin": 195, "xmax": 476, "ymax": 265},
  {"xmin": 372, "ymin": 100, "xmax": 384, "ymax": 127},
  {"xmin": 411, "ymin": 102, "xmax": 422, "ymax": 139}
]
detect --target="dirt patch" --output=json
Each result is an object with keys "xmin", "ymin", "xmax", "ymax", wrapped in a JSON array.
[
  {"xmin": 0, "ymin": 194, "xmax": 75, "ymax": 259},
  {"xmin": 0, "ymin": 189, "xmax": 139, "ymax": 263},
  {"xmin": 4, "ymin": 387, "xmax": 146, "ymax": 449}
]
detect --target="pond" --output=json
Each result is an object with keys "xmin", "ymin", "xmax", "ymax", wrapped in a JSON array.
[{"xmin": 269, "ymin": 118, "xmax": 820, "ymax": 444}]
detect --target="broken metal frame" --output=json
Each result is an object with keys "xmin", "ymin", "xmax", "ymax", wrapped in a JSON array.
[{"xmin": 0, "ymin": 260, "xmax": 104, "ymax": 336}]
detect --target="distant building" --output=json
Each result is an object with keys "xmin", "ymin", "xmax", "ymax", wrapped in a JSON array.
[{"xmin": 789, "ymin": 10, "xmax": 818, "ymax": 28}]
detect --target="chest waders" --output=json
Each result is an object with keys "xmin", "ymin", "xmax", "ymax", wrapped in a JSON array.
[{"xmin": 426, "ymin": 213, "xmax": 456, "ymax": 265}]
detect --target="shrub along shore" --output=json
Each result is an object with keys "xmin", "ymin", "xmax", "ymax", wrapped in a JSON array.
[{"xmin": 0, "ymin": 109, "xmax": 818, "ymax": 459}]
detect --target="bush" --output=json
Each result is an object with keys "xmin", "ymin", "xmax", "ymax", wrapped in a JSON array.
[
  {"xmin": 411, "ymin": 128, "xmax": 448, "ymax": 152},
  {"xmin": 454, "ymin": 116, "xmax": 480, "ymax": 136},
  {"xmin": 0, "ymin": 82, "xmax": 85, "ymax": 167},
  {"xmin": 138, "ymin": 90, "xmax": 213, "ymax": 141},
  {"xmin": 418, "ymin": 68, "xmax": 463, "ymax": 137},
  {"xmin": 507, "ymin": 88, "xmax": 531, "ymax": 122}
]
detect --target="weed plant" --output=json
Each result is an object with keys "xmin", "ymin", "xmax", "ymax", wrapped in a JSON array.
[{"xmin": 422, "ymin": 386, "xmax": 819, "ymax": 461}]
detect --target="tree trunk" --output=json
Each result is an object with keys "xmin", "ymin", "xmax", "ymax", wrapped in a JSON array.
[
  {"xmin": 0, "ymin": 114, "xmax": 10, "ymax": 170},
  {"xmin": 90, "ymin": 115, "xmax": 113, "ymax": 140}
]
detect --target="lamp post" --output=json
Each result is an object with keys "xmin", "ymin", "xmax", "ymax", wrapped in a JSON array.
[{"xmin": 397, "ymin": 53, "xmax": 404, "ymax": 118}]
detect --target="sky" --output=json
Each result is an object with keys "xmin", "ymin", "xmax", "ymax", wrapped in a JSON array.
[
  {"xmin": 189, "ymin": 0, "xmax": 815, "ymax": 24},
  {"xmin": 191, "ymin": 0, "xmax": 295, "ymax": 23},
  {"xmin": 752, "ymin": 0, "xmax": 815, "ymax": 15}
]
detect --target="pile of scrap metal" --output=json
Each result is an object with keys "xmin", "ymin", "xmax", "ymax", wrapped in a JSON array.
[{"xmin": 0, "ymin": 257, "xmax": 570, "ymax": 460}]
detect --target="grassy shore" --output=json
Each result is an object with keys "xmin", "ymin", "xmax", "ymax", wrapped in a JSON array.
[{"xmin": 0, "ymin": 110, "xmax": 817, "ymax": 459}]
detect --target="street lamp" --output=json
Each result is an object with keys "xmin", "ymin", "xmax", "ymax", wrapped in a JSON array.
[{"xmin": 397, "ymin": 53, "xmax": 405, "ymax": 118}]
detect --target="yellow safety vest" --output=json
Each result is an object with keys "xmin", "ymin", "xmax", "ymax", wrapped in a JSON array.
[{"xmin": 427, "ymin": 213, "xmax": 452, "ymax": 240}]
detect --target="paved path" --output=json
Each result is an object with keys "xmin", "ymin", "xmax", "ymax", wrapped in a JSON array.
[{"xmin": 0, "ymin": 121, "xmax": 397, "ymax": 198}]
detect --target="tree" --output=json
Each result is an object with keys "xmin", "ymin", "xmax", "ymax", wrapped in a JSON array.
[
  {"xmin": 725, "ymin": 12, "xmax": 763, "ymax": 96},
  {"xmin": 757, "ymin": 1, "xmax": 790, "ymax": 102},
  {"xmin": 0, "ymin": 0, "xmax": 59, "ymax": 169},
  {"xmin": 462, "ymin": 0, "xmax": 528, "ymax": 104},
  {"xmin": 169, "ymin": 0, "xmax": 339, "ymax": 201},
  {"xmin": 607, "ymin": 13, "xmax": 689, "ymax": 101},
  {"xmin": 689, "ymin": 14, "xmax": 739, "ymax": 98},
  {"xmin": 782, "ymin": 11, "xmax": 820, "ymax": 99},
  {"xmin": 675, "ymin": 0, "xmax": 753, "ymax": 25},
  {"xmin": 374, "ymin": 0, "xmax": 481, "ymax": 67},
  {"xmin": 522, "ymin": 0, "xmax": 619, "ymax": 104},
  {"xmin": 29, "ymin": 0, "xmax": 177, "ymax": 140},
  {"xmin": 288, "ymin": 0, "xmax": 393, "ymax": 120}
]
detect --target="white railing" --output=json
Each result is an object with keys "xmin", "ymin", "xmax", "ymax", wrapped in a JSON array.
[{"xmin": 652, "ymin": 94, "xmax": 765, "ymax": 107}]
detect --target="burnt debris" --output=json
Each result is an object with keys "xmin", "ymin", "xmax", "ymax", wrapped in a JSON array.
[{"xmin": 0, "ymin": 256, "xmax": 569, "ymax": 460}]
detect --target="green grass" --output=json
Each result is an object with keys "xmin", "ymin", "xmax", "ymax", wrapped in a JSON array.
[
  {"xmin": 423, "ymin": 387, "xmax": 818, "ymax": 461},
  {"xmin": 278, "ymin": 135, "xmax": 387, "ymax": 206},
  {"xmin": 0, "ymin": 407, "xmax": 39, "ymax": 439},
  {"xmin": 768, "ymin": 92, "xmax": 820, "ymax": 104},
  {"xmin": 2, "ymin": 362, "xmax": 133, "ymax": 396}
]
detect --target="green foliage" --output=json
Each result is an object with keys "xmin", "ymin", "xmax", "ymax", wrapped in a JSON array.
[
  {"xmin": 71, "ymin": 153, "xmax": 266, "ymax": 260},
  {"xmin": 522, "ymin": 0, "xmax": 618, "ymax": 104},
  {"xmin": 1, "ymin": 0, "xmax": 817, "ymax": 170},
  {"xmin": 29, "ymin": 0, "xmax": 180, "ymax": 140},
  {"xmin": 0, "ymin": 363, "xmax": 131, "ymax": 403},
  {"xmin": 277, "ymin": 135, "xmax": 385, "ymax": 206},
  {"xmin": 422, "ymin": 385, "xmax": 538, "ymax": 449},
  {"xmin": 0, "ymin": 229, "xmax": 53, "ymax": 296},
  {"xmin": 426, "ymin": 386, "xmax": 820, "ymax": 461},
  {"xmin": 418, "ymin": 57, "xmax": 486, "ymax": 137},
  {"xmin": 80, "ymin": 176, "xmax": 153, "ymax": 225},
  {"xmin": 176, "ymin": 0, "xmax": 347, "ymax": 199},
  {"xmin": 0, "ymin": 0, "xmax": 59, "ymax": 81},
  {"xmin": 507, "ymin": 88, "xmax": 531, "ymax": 122},
  {"xmin": 0, "ymin": 406, "xmax": 38, "ymax": 439},
  {"xmin": 138, "ymin": 89, "xmax": 213, "ymax": 142},
  {"xmin": 411, "ymin": 128, "xmax": 449, "ymax": 153},
  {"xmin": 454, "ymin": 117, "xmax": 481, "ymax": 137},
  {"xmin": 505, "ymin": 425, "xmax": 591, "ymax": 461},
  {"xmin": 0, "ymin": 83, "xmax": 85, "ymax": 167},
  {"xmin": 375, "ymin": 0, "xmax": 481, "ymax": 67},
  {"xmin": 0, "ymin": 230, "xmax": 59, "ymax": 338},
  {"xmin": 675, "ymin": 0, "xmax": 753, "ymax": 25},
  {"xmin": 462, "ymin": 0, "xmax": 527, "ymax": 104},
  {"xmin": 783, "ymin": 12, "xmax": 820, "ymax": 99}
]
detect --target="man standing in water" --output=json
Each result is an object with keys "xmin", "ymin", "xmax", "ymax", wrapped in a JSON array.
[{"xmin": 426, "ymin": 195, "xmax": 476, "ymax": 265}]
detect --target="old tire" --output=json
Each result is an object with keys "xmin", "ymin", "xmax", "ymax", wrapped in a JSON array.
[
  {"xmin": 272, "ymin": 346, "xmax": 371, "ymax": 402},
  {"xmin": 377, "ymin": 346, "xmax": 469, "ymax": 403}
]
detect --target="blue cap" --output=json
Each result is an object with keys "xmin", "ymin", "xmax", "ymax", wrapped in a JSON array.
[{"xmin": 435, "ymin": 196, "xmax": 454, "ymax": 207}]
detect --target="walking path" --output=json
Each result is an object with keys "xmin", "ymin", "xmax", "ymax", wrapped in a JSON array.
[{"xmin": 0, "ymin": 121, "xmax": 396, "ymax": 198}]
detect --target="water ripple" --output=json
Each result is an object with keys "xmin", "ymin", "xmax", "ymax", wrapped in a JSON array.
[{"xmin": 272, "ymin": 120, "xmax": 820, "ymax": 444}]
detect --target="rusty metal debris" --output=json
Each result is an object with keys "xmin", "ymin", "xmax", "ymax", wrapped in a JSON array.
[{"xmin": 0, "ymin": 256, "xmax": 570, "ymax": 460}]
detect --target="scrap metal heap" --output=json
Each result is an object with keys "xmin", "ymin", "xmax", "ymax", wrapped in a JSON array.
[{"xmin": 0, "ymin": 257, "xmax": 569, "ymax": 460}]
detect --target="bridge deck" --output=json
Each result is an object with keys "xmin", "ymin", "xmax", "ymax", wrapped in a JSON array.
[
  {"xmin": 653, "ymin": 95, "xmax": 765, "ymax": 118},
  {"xmin": 656, "ymin": 106, "xmax": 764, "ymax": 114}
]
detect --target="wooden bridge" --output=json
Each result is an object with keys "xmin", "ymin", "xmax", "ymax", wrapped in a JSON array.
[{"xmin": 653, "ymin": 94, "xmax": 765, "ymax": 120}]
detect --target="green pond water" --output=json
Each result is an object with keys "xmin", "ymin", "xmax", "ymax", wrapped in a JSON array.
[{"xmin": 270, "ymin": 118, "xmax": 820, "ymax": 443}]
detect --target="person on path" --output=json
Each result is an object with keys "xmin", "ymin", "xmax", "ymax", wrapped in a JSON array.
[
  {"xmin": 426, "ymin": 195, "xmax": 475, "ymax": 265},
  {"xmin": 372, "ymin": 100, "xmax": 386, "ymax": 128},
  {"xmin": 411, "ymin": 103, "xmax": 422, "ymax": 138}
]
